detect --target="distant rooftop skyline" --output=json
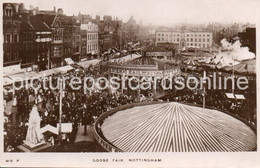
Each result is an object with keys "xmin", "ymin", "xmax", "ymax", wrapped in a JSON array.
[{"xmin": 5, "ymin": 0, "xmax": 259, "ymax": 26}]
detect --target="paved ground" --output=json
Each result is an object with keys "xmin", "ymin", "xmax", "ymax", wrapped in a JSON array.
[{"xmin": 74, "ymin": 125, "xmax": 95, "ymax": 143}]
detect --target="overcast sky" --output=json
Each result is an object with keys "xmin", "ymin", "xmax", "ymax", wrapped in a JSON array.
[{"xmin": 5, "ymin": 0, "xmax": 260, "ymax": 25}]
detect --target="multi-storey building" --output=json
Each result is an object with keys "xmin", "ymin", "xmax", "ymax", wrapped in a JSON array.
[
  {"xmin": 80, "ymin": 22, "xmax": 99, "ymax": 59},
  {"xmin": 20, "ymin": 13, "xmax": 52, "ymax": 70},
  {"xmin": 60, "ymin": 15, "xmax": 81, "ymax": 62},
  {"xmin": 3, "ymin": 3, "xmax": 22, "ymax": 67},
  {"xmin": 41, "ymin": 13, "xmax": 64, "ymax": 67},
  {"xmin": 156, "ymin": 29, "xmax": 213, "ymax": 50}
]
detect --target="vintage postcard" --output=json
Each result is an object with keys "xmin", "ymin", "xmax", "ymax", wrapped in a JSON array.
[{"xmin": 0, "ymin": 0, "xmax": 259, "ymax": 167}]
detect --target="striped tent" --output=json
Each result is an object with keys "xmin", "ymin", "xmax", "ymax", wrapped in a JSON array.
[{"xmin": 101, "ymin": 102, "xmax": 256, "ymax": 152}]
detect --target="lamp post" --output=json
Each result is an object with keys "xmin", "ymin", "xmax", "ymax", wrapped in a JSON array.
[
  {"xmin": 58, "ymin": 77, "xmax": 63, "ymax": 145},
  {"xmin": 202, "ymin": 70, "xmax": 206, "ymax": 108}
]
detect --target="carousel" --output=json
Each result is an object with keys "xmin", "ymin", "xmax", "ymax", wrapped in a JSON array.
[{"xmin": 95, "ymin": 102, "xmax": 256, "ymax": 152}]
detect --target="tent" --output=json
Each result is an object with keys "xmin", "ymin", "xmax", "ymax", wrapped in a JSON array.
[
  {"xmin": 64, "ymin": 58, "xmax": 75, "ymax": 65},
  {"xmin": 56, "ymin": 123, "xmax": 73, "ymax": 133},
  {"xmin": 223, "ymin": 59, "xmax": 256, "ymax": 74},
  {"xmin": 8, "ymin": 71, "xmax": 40, "ymax": 82},
  {"xmin": 38, "ymin": 69, "xmax": 57, "ymax": 77},
  {"xmin": 225, "ymin": 93, "xmax": 236, "ymax": 99},
  {"xmin": 77, "ymin": 59, "xmax": 101, "ymax": 69},
  {"xmin": 3, "ymin": 64, "xmax": 24, "ymax": 76},
  {"xmin": 235, "ymin": 94, "xmax": 246, "ymax": 100},
  {"xmin": 3, "ymin": 76, "xmax": 14, "ymax": 86},
  {"xmin": 54, "ymin": 65, "xmax": 74, "ymax": 73}
]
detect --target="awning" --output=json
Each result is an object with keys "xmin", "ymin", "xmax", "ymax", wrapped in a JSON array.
[
  {"xmin": 8, "ymin": 71, "xmax": 40, "ymax": 82},
  {"xmin": 235, "ymin": 94, "xmax": 246, "ymax": 100},
  {"xmin": 64, "ymin": 58, "xmax": 75, "ymax": 65},
  {"xmin": 3, "ymin": 64, "xmax": 24, "ymax": 76},
  {"xmin": 225, "ymin": 93, "xmax": 236, "ymax": 99},
  {"xmin": 38, "ymin": 69, "xmax": 57, "ymax": 77},
  {"xmin": 54, "ymin": 65, "xmax": 74, "ymax": 73}
]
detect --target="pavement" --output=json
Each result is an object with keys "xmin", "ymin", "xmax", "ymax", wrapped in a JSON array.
[{"xmin": 74, "ymin": 125, "xmax": 95, "ymax": 143}]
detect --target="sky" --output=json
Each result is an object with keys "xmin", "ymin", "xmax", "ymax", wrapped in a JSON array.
[{"xmin": 4, "ymin": 0, "xmax": 260, "ymax": 26}]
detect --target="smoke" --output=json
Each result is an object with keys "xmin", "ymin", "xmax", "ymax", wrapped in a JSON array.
[{"xmin": 220, "ymin": 38, "xmax": 255, "ymax": 61}]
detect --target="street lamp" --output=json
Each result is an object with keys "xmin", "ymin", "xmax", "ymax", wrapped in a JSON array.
[
  {"xmin": 202, "ymin": 70, "xmax": 206, "ymax": 108},
  {"xmin": 58, "ymin": 77, "xmax": 63, "ymax": 145}
]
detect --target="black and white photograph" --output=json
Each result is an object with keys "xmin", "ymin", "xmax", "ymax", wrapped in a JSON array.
[{"xmin": 0, "ymin": 0, "xmax": 259, "ymax": 167}]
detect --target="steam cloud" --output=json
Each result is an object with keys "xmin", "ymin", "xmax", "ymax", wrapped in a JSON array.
[{"xmin": 220, "ymin": 38, "xmax": 255, "ymax": 61}]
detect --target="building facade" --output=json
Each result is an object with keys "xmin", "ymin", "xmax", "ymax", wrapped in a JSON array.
[
  {"xmin": 60, "ymin": 15, "xmax": 81, "ymax": 62},
  {"xmin": 80, "ymin": 22, "xmax": 99, "ymax": 59},
  {"xmin": 3, "ymin": 3, "xmax": 22, "ymax": 67},
  {"xmin": 156, "ymin": 29, "xmax": 213, "ymax": 49},
  {"xmin": 41, "ymin": 14, "xmax": 64, "ymax": 68},
  {"xmin": 20, "ymin": 14, "xmax": 52, "ymax": 71}
]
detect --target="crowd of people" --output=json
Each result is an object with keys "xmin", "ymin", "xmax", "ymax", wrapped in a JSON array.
[
  {"xmin": 3, "ymin": 64, "xmax": 134, "ymax": 152},
  {"xmin": 3, "ymin": 59, "xmax": 257, "ymax": 152}
]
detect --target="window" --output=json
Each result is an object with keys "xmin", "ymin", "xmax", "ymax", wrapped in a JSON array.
[
  {"xmin": 207, "ymin": 34, "xmax": 210, "ymax": 37},
  {"xmin": 158, "ymin": 34, "xmax": 160, "ymax": 36},
  {"xmin": 13, "ymin": 34, "xmax": 18, "ymax": 43},
  {"xmin": 191, "ymin": 43, "xmax": 193, "ymax": 46},
  {"xmin": 199, "ymin": 38, "xmax": 201, "ymax": 42},
  {"xmin": 7, "ymin": 34, "xmax": 12, "ymax": 43},
  {"xmin": 177, "ymin": 38, "xmax": 179, "ymax": 41},
  {"xmin": 195, "ymin": 38, "xmax": 197, "ymax": 42},
  {"xmin": 194, "ymin": 43, "xmax": 197, "ymax": 46},
  {"xmin": 187, "ymin": 38, "xmax": 189, "ymax": 42},
  {"xmin": 203, "ymin": 44, "xmax": 205, "ymax": 48},
  {"xmin": 207, "ymin": 38, "xmax": 210, "ymax": 42},
  {"xmin": 158, "ymin": 38, "xmax": 160, "ymax": 41},
  {"xmin": 13, "ymin": 51, "xmax": 18, "ymax": 60},
  {"xmin": 207, "ymin": 44, "xmax": 209, "ymax": 47},
  {"xmin": 186, "ymin": 34, "xmax": 189, "ymax": 37},
  {"xmin": 191, "ymin": 38, "xmax": 193, "ymax": 42},
  {"xmin": 4, "ymin": 52, "xmax": 11, "ymax": 62},
  {"xmin": 162, "ymin": 34, "xmax": 164, "ymax": 36},
  {"xmin": 199, "ymin": 44, "xmax": 201, "ymax": 47},
  {"xmin": 203, "ymin": 38, "xmax": 205, "ymax": 42}
]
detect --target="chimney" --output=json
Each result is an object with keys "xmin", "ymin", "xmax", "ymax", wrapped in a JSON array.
[{"xmin": 54, "ymin": 6, "xmax": 56, "ymax": 12}]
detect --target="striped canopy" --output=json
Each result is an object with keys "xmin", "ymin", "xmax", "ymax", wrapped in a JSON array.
[{"xmin": 101, "ymin": 102, "xmax": 256, "ymax": 152}]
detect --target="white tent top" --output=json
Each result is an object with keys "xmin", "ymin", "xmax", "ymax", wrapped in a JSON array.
[
  {"xmin": 78, "ymin": 59, "xmax": 101, "ymax": 69},
  {"xmin": 38, "ymin": 69, "xmax": 57, "ymax": 77},
  {"xmin": 3, "ymin": 64, "xmax": 24, "ymax": 76},
  {"xmin": 56, "ymin": 123, "xmax": 73, "ymax": 133},
  {"xmin": 55, "ymin": 65, "xmax": 74, "ymax": 73},
  {"xmin": 225, "ymin": 93, "xmax": 236, "ymax": 99},
  {"xmin": 111, "ymin": 54, "xmax": 141, "ymax": 63},
  {"xmin": 8, "ymin": 71, "xmax": 40, "ymax": 81},
  {"xmin": 41, "ymin": 124, "xmax": 58, "ymax": 135},
  {"xmin": 235, "ymin": 94, "xmax": 246, "ymax": 100},
  {"xmin": 3, "ymin": 76, "xmax": 14, "ymax": 86},
  {"xmin": 64, "ymin": 58, "xmax": 75, "ymax": 65}
]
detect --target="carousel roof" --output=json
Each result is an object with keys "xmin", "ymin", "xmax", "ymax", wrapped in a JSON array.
[
  {"xmin": 101, "ymin": 102, "xmax": 256, "ymax": 152},
  {"xmin": 124, "ymin": 56, "xmax": 176, "ymax": 70}
]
